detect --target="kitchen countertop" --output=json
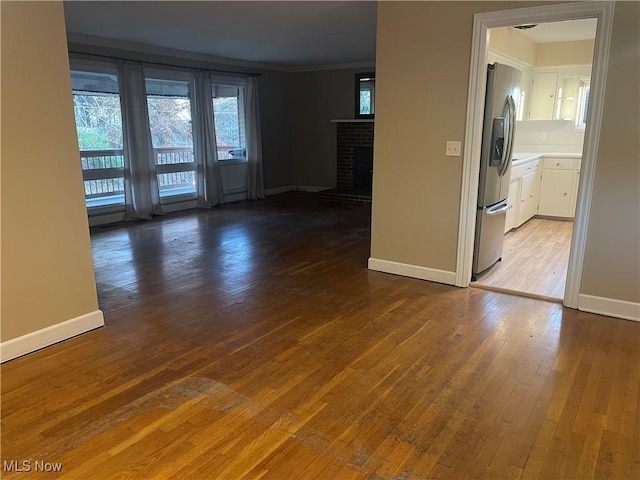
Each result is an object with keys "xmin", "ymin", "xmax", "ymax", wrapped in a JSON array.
[{"xmin": 512, "ymin": 152, "xmax": 581, "ymax": 167}]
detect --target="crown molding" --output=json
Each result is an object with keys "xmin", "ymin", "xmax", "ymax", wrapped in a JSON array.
[{"xmin": 67, "ymin": 33, "xmax": 375, "ymax": 74}]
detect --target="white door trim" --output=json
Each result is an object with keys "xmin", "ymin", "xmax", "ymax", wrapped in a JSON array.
[{"xmin": 455, "ymin": 1, "xmax": 615, "ymax": 310}]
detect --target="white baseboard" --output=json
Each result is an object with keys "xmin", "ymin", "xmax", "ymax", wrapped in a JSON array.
[
  {"xmin": 265, "ymin": 185, "xmax": 295, "ymax": 196},
  {"xmin": 368, "ymin": 258, "xmax": 457, "ymax": 286},
  {"xmin": 1, "ymin": 310, "xmax": 105, "ymax": 363},
  {"xmin": 578, "ymin": 294, "xmax": 640, "ymax": 322}
]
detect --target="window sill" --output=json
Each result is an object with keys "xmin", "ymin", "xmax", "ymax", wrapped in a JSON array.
[{"xmin": 87, "ymin": 195, "xmax": 125, "ymax": 210}]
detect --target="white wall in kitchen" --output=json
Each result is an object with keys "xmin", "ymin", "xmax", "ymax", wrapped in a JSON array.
[{"xmin": 514, "ymin": 119, "xmax": 584, "ymax": 154}]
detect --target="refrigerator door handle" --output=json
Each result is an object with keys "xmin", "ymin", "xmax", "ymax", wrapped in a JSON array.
[
  {"xmin": 500, "ymin": 95, "xmax": 517, "ymax": 177},
  {"xmin": 486, "ymin": 204, "xmax": 510, "ymax": 216}
]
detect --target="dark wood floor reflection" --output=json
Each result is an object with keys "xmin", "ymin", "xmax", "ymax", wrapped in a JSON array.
[{"xmin": 2, "ymin": 193, "xmax": 639, "ymax": 479}]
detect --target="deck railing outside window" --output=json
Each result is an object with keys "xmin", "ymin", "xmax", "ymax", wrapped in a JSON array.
[{"xmin": 81, "ymin": 145, "xmax": 241, "ymax": 207}]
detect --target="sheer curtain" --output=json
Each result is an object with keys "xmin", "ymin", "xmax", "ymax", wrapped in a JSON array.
[
  {"xmin": 245, "ymin": 76, "xmax": 265, "ymax": 200},
  {"xmin": 193, "ymin": 72, "xmax": 225, "ymax": 207},
  {"xmin": 118, "ymin": 62, "xmax": 163, "ymax": 220}
]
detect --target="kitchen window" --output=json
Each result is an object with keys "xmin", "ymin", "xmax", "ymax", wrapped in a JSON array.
[{"xmin": 576, "ymin": 80, "xmax": 590, "ymax": 128}]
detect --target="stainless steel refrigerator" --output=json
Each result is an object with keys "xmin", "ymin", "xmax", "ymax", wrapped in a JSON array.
[{"xmin": 472, "ymin": 63, "xmax": 521, "ymax": 279}]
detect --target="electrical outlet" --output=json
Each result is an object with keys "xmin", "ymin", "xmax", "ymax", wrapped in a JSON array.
[
  {"xmin": 446, "ymin": 141, "xmax": 462, "ymax": 157},
  {"xmin": 540, "ymin": 131, "xmax": 548, "ymax": 141}
]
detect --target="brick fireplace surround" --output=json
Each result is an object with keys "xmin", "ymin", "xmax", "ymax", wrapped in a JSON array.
[{"xmin": 319, "ymin": 120, "xmax": 374, "ymax": 205}]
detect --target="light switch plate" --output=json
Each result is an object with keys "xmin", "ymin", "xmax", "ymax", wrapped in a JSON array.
[{"xmin": 446, "ymin": 141, "xmax": 462, "ymax": 157}]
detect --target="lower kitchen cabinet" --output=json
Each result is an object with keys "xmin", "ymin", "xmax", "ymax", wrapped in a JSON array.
[
  {"xmin": 505, "ymin": 156, "xmax": 541, "ymax": 233},
  {"xmin": 505, "ymin": 155, "xmax": 580, "ymax": 232},
  {"xmin": 518, "ymin": 169, "xmax": 542, "ymax": 225},
  {"xmin": 537, "ymin": 157, "xmax": 580, "ymax": 218},
  {"xmin": 505, "ymin": 177, "xmax": 520, "ymax": 233}
]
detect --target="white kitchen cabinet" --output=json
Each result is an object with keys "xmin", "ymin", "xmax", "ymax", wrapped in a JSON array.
[
  {"xmin": 505, "ymin": 157, "xmax": 541, "ymax": 232},
  {"xmin": 505, "ymin": 177, "xmax": 520, "ymax": 233},
  {"xmin": 537, "ymin": 157, "xmax": 580, "ymax": 218},
  {"xmin": 518, "ymin": 168, "xmax": 541, "ymax": 225},
  {"xmin": 529, "ymin": 72, "xmax": 558, "ymax": 120},
  {"xmin": 526, "ymin": 66, "xmax": 591, "ymax": 122}
]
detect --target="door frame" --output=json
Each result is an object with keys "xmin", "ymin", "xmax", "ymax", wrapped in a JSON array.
[{"xmin": 455, "ymin": 1, "xmax": 615, "ymax": 309}]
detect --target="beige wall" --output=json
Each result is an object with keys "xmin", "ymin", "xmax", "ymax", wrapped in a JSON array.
[
  {"xmin": 489, "ymin": 26, "xmax": 538, "ymax": 65},
  {"xmin": 536, "ymin": 40, "xmax": 595, "ymax": 66},
  {"xmin": 291, "ymin": 68, "xmax": 368, "ymax": 187},
  {"xmin": 581, "ymin": 0, "xmax": 640, "ymax": 302},
  {"xmin": 1, "ymin": 1, "xmax": 100, "ymax": 341},
  {"xmin": 372, "ymin": 1, "xmax": 520, "ymax": 271},
  {"xmin": 371, "ymin": 1, "xmax": 640, "ymax": 303},
  {"xmin": 490, "ymin": 27, "xmax": 595, "ymax": 67}
]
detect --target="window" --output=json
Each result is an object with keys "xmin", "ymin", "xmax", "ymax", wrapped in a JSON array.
[
  {"xmin": 212, "ymin": 84, "xmax": 246, "ymax": 160},
  {"xmin": 517, "ymin": 90, "xmax": 526, "ymax": 121},
  {"xmin": 72, "ymin": 64, "xmax": 256, "ymax": 220},
  {"xmin": 145, "ymin": 77, "xmax": 196, "ymax": 198},
  {"xmin": 71, "ymin": 70, "xmax": 125, "ymax": 208},
  {"xmin": 355, "ymin": 73, "xmax": 375, "ymax": 118},
  {"xmin": 576, "ymin": 80, "xmax": 590, "ymax": 128}
]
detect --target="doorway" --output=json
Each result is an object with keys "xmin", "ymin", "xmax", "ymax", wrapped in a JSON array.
[
  {"xmin": 455, "ymin": 1, "xmax": 614, "ymax": 309},
  {"xmin": 471, "ymin": 19, "xmax": 596, "ymax": 302}
]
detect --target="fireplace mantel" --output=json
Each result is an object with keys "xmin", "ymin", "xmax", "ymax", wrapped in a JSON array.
[{"xmin": 330, "ymin": 119, "xmax": 375, "ymax": 123}]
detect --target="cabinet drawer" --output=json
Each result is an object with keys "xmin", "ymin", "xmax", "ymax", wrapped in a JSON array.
[
  {"xmin": 543, "ymin": 157, "xmax": 575, "ymax": 170},
  {"xmin": 511, "ymin": 163, "xmax": 529, "ymax": 179},
  {"xmin": 511, "ymin": 159, "xmax": 539, "ymax": 179}
]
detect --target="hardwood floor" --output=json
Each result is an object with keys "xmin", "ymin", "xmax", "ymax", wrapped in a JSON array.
[
  {"xmin": 472, "ymin": 218, "xmax": 574, "ymax": 301},
  {"xmin": 2, "ymin": 193, "xmax": 639, "ymax": 479}
]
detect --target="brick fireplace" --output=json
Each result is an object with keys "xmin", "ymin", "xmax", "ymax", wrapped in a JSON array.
[{"xmin": 319, "ymin": 120, "xmax": 374, "ymax": 205}]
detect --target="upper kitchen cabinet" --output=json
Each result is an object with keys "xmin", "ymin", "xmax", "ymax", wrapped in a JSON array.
[
  {"xmin": 529, "ymin": 71, "xmax": 558, "ymax": 120},
  {"xmin": 527, "ymin": 66, "xmax": 592, "ymax": 122},
  {"xmin": 487, "ymin": 20, "xmax": 596, "ymax": 122}
]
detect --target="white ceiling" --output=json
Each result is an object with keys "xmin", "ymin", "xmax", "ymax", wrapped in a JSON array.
[
  {"xmin": 514, "ymin": 18, "xmax": 597, "ymax": 43},
  {"xmin": 64, "ymin": 2, "xmax": 598, "ymax": 71},
  {"xmin": 63, "ymin": 1, "xmax": 378, "ymax": 70}
]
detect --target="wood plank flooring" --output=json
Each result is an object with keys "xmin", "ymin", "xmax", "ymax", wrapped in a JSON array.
[
  {"xmin": 2, "ymin": 193, "xmax": 639, "ymax": 479},
  {"xmin": 472, "ymin": 218, "xmax": 573, "ymax": 301}
]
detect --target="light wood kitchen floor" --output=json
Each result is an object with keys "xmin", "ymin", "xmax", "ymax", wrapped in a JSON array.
[{"xmin": 472, "ymin": 217, "xmax": 573, "ymax": 301}]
